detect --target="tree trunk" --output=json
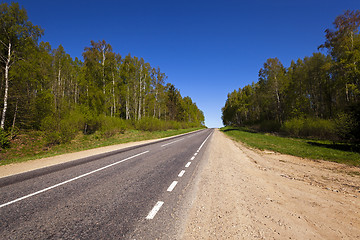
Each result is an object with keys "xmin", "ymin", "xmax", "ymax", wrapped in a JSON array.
[
  {"xmin": 112, "ymin": 72, "xmax": 116, "ymax": 117},
  {"xmin": 74, "ymin": 83, "xmax": 78, "ymax": 104},
  {"xmin": 102, "ymin": 46, "xmax": 106, "ymax": 95},
  {"xmin": 138, "ymin": 66, "xmax": 143, "ymax": 120},
  {"xmin": 1, "ymin": 42, "xmax": 11, "ymax": 129},
  {"xmin": 154, "ymin": 88, "xmax": 157, "ymax": 118},
  {"xmin": 126, "ymin": 85, "xmax": 130, "ymax": 120},
  {"xmin": 143, "ymin": 74, "xmax": 146, "ymax": 117},
  {"xmin": 10, "ymin": 99, "xmax": 18, "ymax": 139}
]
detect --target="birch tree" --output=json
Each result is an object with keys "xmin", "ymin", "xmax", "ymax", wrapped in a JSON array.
[{"xmin": 0, "ymin": 2, "xmax": 43, "ymax": 129}]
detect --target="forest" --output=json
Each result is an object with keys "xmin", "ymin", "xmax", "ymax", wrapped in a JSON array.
[
  {"xmin": 0, "ymin": 2, "xmax": 205, "ymax": 148},
  {"xmin": 222, "ymin": 10, "xmax": 360, "ymax": 143}
]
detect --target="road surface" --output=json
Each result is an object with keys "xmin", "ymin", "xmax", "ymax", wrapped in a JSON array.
[{"xmin": 0, "ymin": 128, "xmax": 213, "ymax": 239}]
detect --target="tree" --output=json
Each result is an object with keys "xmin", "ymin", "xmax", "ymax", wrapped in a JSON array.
[
  {"xmin": 82, "ymin": 40, "xmax": 115, "ymax": 115},
  {"xmin": 166, "ymin": 84, "xmax": 181, "ymax": 121},
  {"xmin": 0, "ymin": 2, "xmax": 43, "ymax": 129},
  {"xmin": 320, "ymin": 10, "xmax": 360, "ymax": 105},
  {"xmin": 258, "ymin": 58, "xmax": 288, "ymax": 123}
]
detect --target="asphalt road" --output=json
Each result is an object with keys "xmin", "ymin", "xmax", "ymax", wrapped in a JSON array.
[{"xmin": 0, "ymin": 128, "xmax": 214, "ymax": 239}]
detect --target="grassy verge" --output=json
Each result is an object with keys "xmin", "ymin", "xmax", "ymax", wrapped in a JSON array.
[
  {"xmin": 0, "ymin": 127, "xmax": 204, "ymax": 166},
  {"xmin": 221, "ymin": 126, "xmax": 360, "ymax": 167}
]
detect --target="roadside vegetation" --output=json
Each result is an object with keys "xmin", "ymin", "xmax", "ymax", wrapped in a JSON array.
[
  {"xmin": 0, "ymin": 2, "xmax": 206, "ymax": 162},
  {"xmin": 221, "ymin": 126, "xmax": 360, "ymax": 167},
  {"xmin": 222, "ymin": 10, "xmax": 360, "ymax": 144},
  {"xmin": 221, "ymin": 10, "xmax": 360, "ymax": 165},
  {"xmin": 0, "ymin": 125, "xmax": 204, "ymax": 166}
]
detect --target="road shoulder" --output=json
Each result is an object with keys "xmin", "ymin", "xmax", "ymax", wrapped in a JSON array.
[{"xmin": 182, "ymin": 129, "xmax": 360, "ymax": 239}]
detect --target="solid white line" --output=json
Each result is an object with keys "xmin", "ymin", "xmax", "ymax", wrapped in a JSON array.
[
  {"xmin": 185, "ymin": 162, "xmax": 191, "ymax": 168},
  {"xmin": 190, "ymin": 156, "xmax": 195, "ymax": 161},
  {"xmin": 146, "ymin": 201, "xmax": 164, "ymax": 220},
  {"xmin": 161, "ymin": 138, "xmax": 184, "ymax": 147},
  {"xmin": 198, "ymin": 132, "xmax": 213, "ymax": 151},
  {"xmin": 178, "ymin": 170, "xmax": 185, "ymax": 177},
  {"xmin": 167, "ymin": 181, "xmax": 178, "ymax": 192},
  {"xmin": 0, "ymin": 150, "xmax": 150, "ymax": 209}
]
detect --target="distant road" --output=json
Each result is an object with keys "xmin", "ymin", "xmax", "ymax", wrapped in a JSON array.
[{"xmin": 0, "ymin": 128, "xmax": 214, "ymax": 239}]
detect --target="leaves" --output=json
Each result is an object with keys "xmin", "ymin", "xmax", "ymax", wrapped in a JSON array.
[{"xmin": 0, "ymin": 2, "xmax": 205, "ymax": 141}]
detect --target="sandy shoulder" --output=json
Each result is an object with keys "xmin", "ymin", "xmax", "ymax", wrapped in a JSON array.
[{"xmin": 183, "ymin": 129, "xmax": 360, "ymax": 239}]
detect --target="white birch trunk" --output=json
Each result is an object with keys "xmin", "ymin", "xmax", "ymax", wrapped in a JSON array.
[
  {"xmin": 138, "ymin": 66, "xmax": 143, "ymax": 120},
  {"xmin": 143, "ymin": 74, "xmax": 146, "ymax": 117},
  {"xmin": 1, "ymin": 42, "xmax": 11, "ymax": 129},
  {"xmin": 112, "ymin": 72, "xmax": 116, "ymax": 117},
  {"xmin": 102, "ymin": 46, "xmax": 106, "ymax": 95},
  {"xmin": 154, "ymin": 88, "xmax": 157, "ymax": 118},
  {"xmin": 126, "ymin": 85, "xmax": 130, "ymax": 120}
]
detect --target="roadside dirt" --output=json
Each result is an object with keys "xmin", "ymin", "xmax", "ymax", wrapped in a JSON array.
[
  {"xmin": 183, "ymin": 129, "xmax": 360, "ymax": 239},
  {"xmin": 0, "ymin": 134, "xmax": 187, "ymax": 178}
]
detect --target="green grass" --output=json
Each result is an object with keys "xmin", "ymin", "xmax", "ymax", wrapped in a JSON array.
[
  {"xmin": 221, "ymin": 126, "xmax": 360, "ymax": 167},
  {"xmin": 0, "ymin": 127, "xmax": 204, "ymax": 166}
]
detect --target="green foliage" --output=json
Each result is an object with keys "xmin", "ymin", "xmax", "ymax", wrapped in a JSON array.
[
  {"xmin": 282, "ymin": 118, "xmax": 336, "ymax": 140},
  {"xmin": 0, "ymin": 129, "xmax": 10, "ymax": 148},
  {"xmin": 334, "ymin": 105, "xmax": 360, "ymax": 143},
  {"xmin": 222, "ymin": 11, "xmax": 360, "ymax": 143},
  {"xmin": 134, "ymin": 117, "xmax": 200, "ymax": 132},
  {"xmin": 259, "ymin": 120, "xmax": 281, "ymax": 133},
  {"xmin": 40, "ymin": 115, "xmax": 78, "ymax": 145},
  {"xmin": 135, "ymin": 117, "xmax": 165, "ymax": 131},
  {"xmin": 0, "ymin": 2, "xmax": 205, "ymax": 155},
  {"xmin": 98, "ymin": 115, "xmax": 127, "ymax": 137}
]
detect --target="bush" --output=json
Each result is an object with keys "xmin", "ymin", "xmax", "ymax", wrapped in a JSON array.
[
  {"xmin": 41, "ymin": 115, "xmax": 79, "ymax": 145},
  {"xmin": 0, "ymin": 129, "xmax": 10, "ymax": 148},
  {"xmin": 98, "ymin": 115, "xmax": 127, "ymax": 137},
  {"xmin": 134, "ymin": 117, "xmax": 200, "ymax": 132},
  {"xmin": 334, "ymin": 112, "xmax": 359, "ymax": 142},
  {"xmin": 281, "ymin": 118, "xmax": 303, "ymax": 137},
  {"xmin": 135, "ymin": 117, "xmax": 165, "ymax": 131},
  {"xmin": 281, "ymin": 118, "xmax": 336, "ymax": 140},
  {"xmin": 260, "ymin": 120, "xmax": 281, "ymax": 132},
  {"xmin": 41, "ymin": 116, "xmax": 60, "ymax": 145}
]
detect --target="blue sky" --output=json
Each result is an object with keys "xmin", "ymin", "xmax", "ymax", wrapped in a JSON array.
[{"xmin": 6, "ymin": 0, "xmax": 360, "ymax": 127}]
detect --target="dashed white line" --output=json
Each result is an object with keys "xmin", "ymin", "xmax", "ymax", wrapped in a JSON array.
[
  {"xmin": 185, "ymin": 162, "xmax": 191, "ymax": 168},
  {"xmin": 146, "ymin": 201, "xmax": 164, "ymax": 220},
  {"xmin": 194, "ymin": 152, "xmax": 198, "ymax": 156},
  {"xmin": 0, "ymin": 150, "xmax": 150, "ymax": 209},
  {"xmin": 178, "ymin": 170, "xmax": 185, "ymax": 177},
  {"xmin": 161, "ymin": 138, "xmax": 184, "ymax": 147},
  {"xmin": 190, "ymin": 156, "xmax": 195, "ymax": 161},
  {"xmin": 167, "ymin": 181, "xmax": 178, "ymax": 192}
]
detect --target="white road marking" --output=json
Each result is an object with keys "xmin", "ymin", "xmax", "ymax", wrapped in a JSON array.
[
  {"xmin": 161, "ymin": 138, "xmax": 184, "ymax": 147},
  {"xmin": 198, "ymin": 132, "xmax": 212, "ymax": 152},
  {"xmin": 0, "ymin": 151, "xmax": 150, "ymax": 209},
  {"xmin": 194, "ymin": 152, "xmax": 198, "ymax": 156},
  {"xmin": 185, "ymin": 162, "xmax": 191, "ymax": 168},
  {"xmin": 190, "ymin": 156, "xmax": 195, "ymax": 161},
  {"xmin": 167, "ymin": 181, "xmax": 178, "ymax": 192},
  {"xmin": 146, "ymin": 201, "xmax": 164, "ymax": 220},
  {"xmin": 178, "ymin": 170, "xmax": 185, "ymax": 177}
]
